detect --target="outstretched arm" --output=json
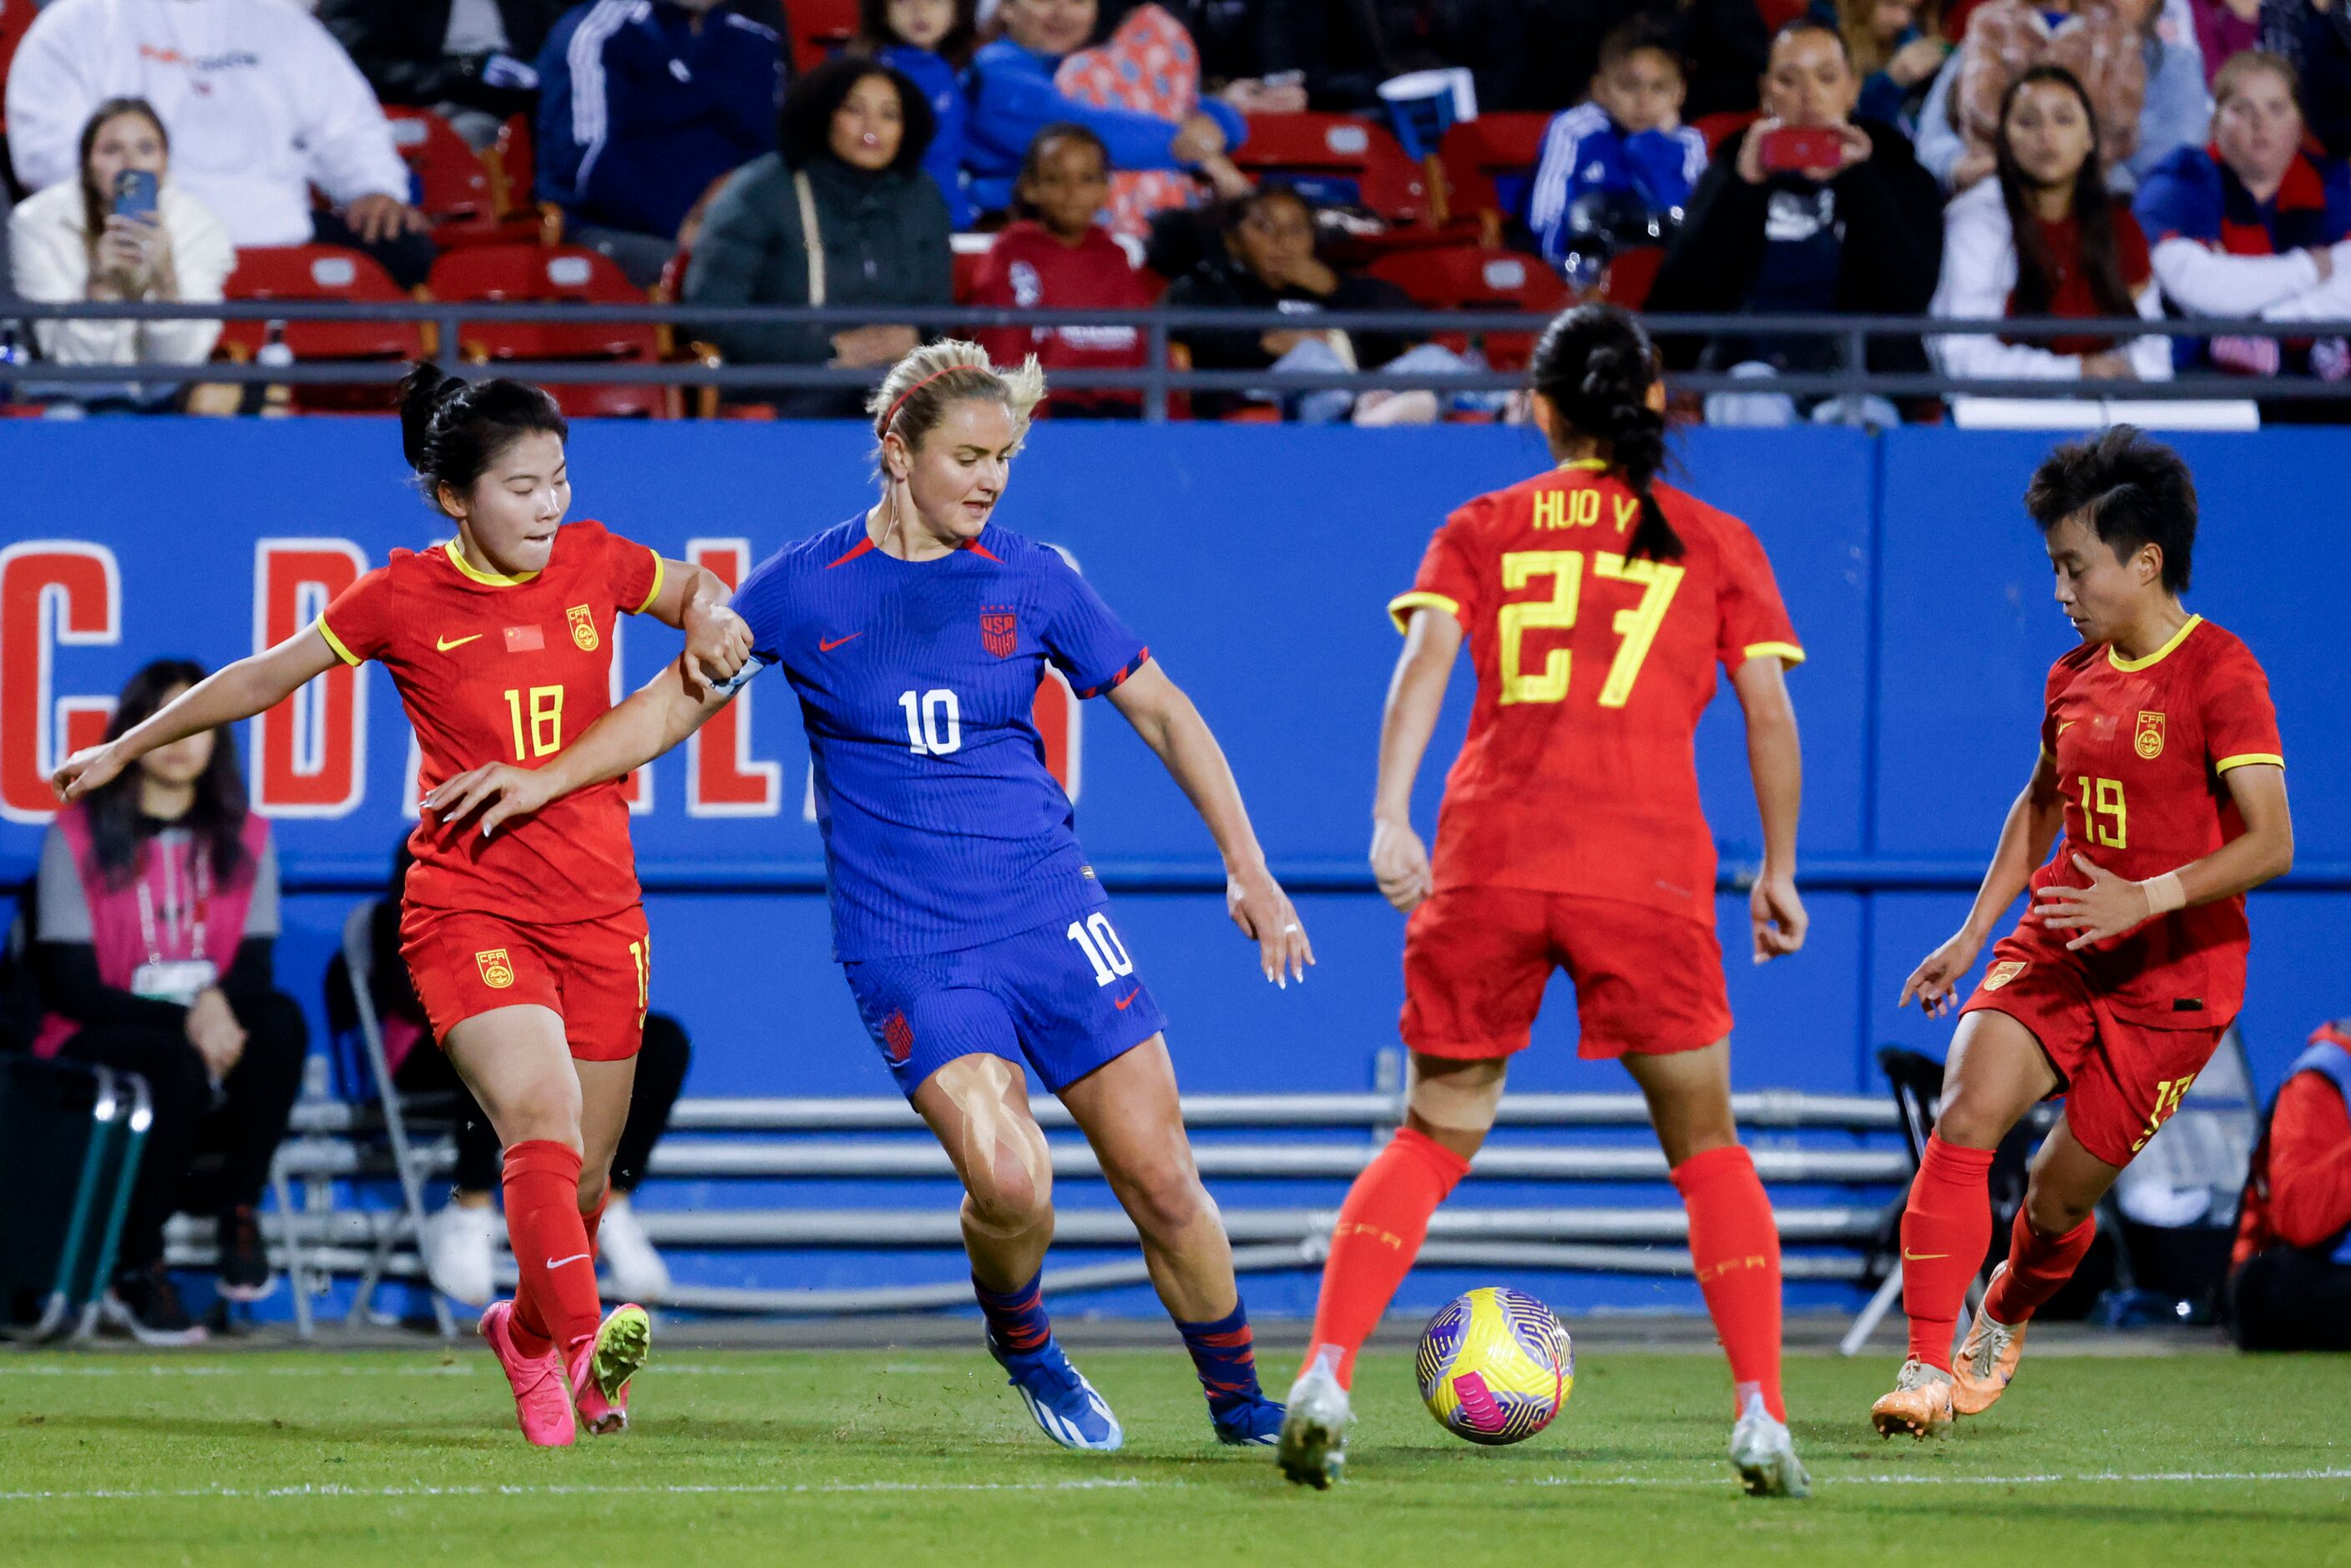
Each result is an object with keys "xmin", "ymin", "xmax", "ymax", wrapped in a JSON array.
[
  {"xmin": 640, "ymin": 558, "xmax": 754, "ymax": 698},
  {"xmin": 1900, "ymin": 749, "xmax": 2065, "ymax": 1014},
  {"xmin": 1368, "ymin": 605, "xmax": 1462, "ymax": 913},
  {"xmin": 1105, "ymin": 660, "xmax": 1313, "ymax": 985},
  {"xmin": 427, "ymin": 656, "xmax": 735, "ymax": 837},
  {"xmin": 1731, "ymin": 653, "xmax": 1806, "ymax": 963},
  {"xmin": 53, "ymin": 630, "xmax": 341, "ymax": 802}
]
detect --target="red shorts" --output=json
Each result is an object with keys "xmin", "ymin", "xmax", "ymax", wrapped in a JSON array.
[
  {"xmin": 1401, "ymin": 888, "xmax": 1732, "ymax": 1060},
  {"xmin": 1959, "ymin": 929, "xmax": 2223, "ymax": 1168},
  {"xmin": 399, "ymin": 903, "xmax": 650, "ymax": 1062}
]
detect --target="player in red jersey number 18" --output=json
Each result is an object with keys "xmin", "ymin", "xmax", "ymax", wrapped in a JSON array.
[
  {"xmin": 52, "ymin": 366, "xmax": 753, "ymax": 1448},
  {"xmin": 1279, "ymin": 305, "xmax": 1813, "ymax": 1498},
  {"xmin": 1873, "ymin": 427, "xmax": 2293, "ymax": 1438}
]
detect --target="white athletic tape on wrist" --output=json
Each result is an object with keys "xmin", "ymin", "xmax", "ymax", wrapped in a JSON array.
[{"xmin": 2142, "ymin": 870, "xmax": 2187, "ymax": 916}]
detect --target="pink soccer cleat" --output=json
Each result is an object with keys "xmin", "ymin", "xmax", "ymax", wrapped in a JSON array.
[
  {"xmin": 481, "ymin": 1300, "xmax": 577, "ymax": 1448},
  {"xmin": 570, "ymin": 1303, "xmax": 650, "ymax": 1436}
]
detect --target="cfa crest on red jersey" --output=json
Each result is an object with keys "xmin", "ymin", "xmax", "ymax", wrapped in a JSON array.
[
  {"xmin": 567, "ymin": 604, "xmax": 599, "ymax": 652},
  {"xmin": 981, "ymin": 606, "xmax": 1018, "ymax": 659},
  {"xmin": 475, "ymin": 948, "xmax": 516, "ymax": 989},
  {"xmin": 2136, "ymin": 711, "xmax": 2165, "ymax": 760}
]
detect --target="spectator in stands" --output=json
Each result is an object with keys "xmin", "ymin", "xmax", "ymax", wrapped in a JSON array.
[
  {"xmin": 2136, "ymin": 52, "xmax": 2351, "ymax": 384},
  {"xmin": 2261, "ymin": 0, "xmax": 2351, "ymax": 154},
  {"xmin": 1525, "ymin": 18, "xmax": 1709, "ymax": 286},
  {"xmin": 1646, "ymin": 20, "xmax": 1944, "ymax": 422},
  {"xmin": 969, "ymin": 124, "xmax": 1155, "ymax": 416},
  {"xmin": 364, "ymin": 847, "xmax": 688, "ymax": 1307},
  {"xmin": 2192, "ymin": 0, "xmax": 2261, "ymax": 87},
  {"xmin": 29, "ymin": 659, "xmax": 307, "ymax": 1345},
  {"xmin": 4, "ymin": 0, "xmax": 437, "ymax": 288},
  {"xmin": 1931, "ymin": 64, "xmax": 2173, "ymax": 380},
  {"xmin": 535, "ymin": 0, "xmax": 786, "ymax": 288},
  {"xmin": 8, "ymin": 98, "xmax": 233, "ymax": 403},
  {"xmin": 857, "ymin": 0, "xmax": 982, "ymax": 227},
  {"xmin": 963, "ymin": 0, "xmax": 1248, "ymax": 222},
  {"xmin": 686, "ymin": 54, "xmax": 950, "ymax": 412},
  {"xmin": 1162, "ymin": 183, "xmax": 1476, "ymax": 422},
  {"xmin": 1053, "ymin": 1, "xmax": 1255, "ymax": 236},
  {"xmin": 1914, "ymin": 0, "xmax": 2208, "ymax": 191},
  {"xmin": 1550, "ymin": 0, "xmax": 1776, "ymax": 120},
  {"xmin": 319, "ymin": 0, "xmax": 570, "ymax": 152},
  {"xmin": 2227, "ymin": 1019, "xmax": 2351, "ymax": 1351},
  {"xmin": 1826, "ymin": 0, "xmax": 1953, "ymax": 133},
  {"xmin": 1095, "ymin": 0, "xmax": 1312, "ymax": 110}
]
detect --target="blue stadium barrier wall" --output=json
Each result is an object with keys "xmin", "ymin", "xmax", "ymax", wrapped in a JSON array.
[{"xmin": 3, "ymin": 420, "xmax": 2343, "ymax": 1318}]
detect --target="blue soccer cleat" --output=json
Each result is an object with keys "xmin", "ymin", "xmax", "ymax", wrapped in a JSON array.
[
  {"xmin": 1211, "ymin": 1393, "xmax": 1286, "ymax": 1447},
  {"xmin": 991, "ymin": 1334, "xmax": 1125, "ymax": 1451}
]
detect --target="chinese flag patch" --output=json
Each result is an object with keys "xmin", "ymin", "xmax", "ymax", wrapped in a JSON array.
[{"xmin": 504, "ymin": 625, "xmax": 545, "ymax": 653}]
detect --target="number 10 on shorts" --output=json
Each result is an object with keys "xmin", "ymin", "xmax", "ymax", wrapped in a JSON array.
[{"xmin": 1067, "ymin": 913, "xmax": 1135, "ymax": 987}]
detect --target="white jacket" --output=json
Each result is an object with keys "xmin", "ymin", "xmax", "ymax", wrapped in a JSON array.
[
  {"xmin": 1930, "ymin": 180, "xmax": 2174, "ymax": 381},
  {"xmin": 4, "ymin": 0, "xmax": 409, "ymax": 248},
  {"xmin": 8, "ymin": 180, "xmax": 234, "ymax": 365}
]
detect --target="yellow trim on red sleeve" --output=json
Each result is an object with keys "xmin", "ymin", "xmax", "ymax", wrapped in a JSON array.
[
  {"xmin": 1742, "ymin": 640, "xmax": 1806, "ymax": 667},
  {"xmin": 314, "ymin": 617, "xmax": 361, "ymax": 667},
  {"xmin": 630, "ymin": 551, "xmax": 665, "ymax": 615},
  {"xmin": 2215, "ymin": 752, "xmax": 2284, "ymax": 773},
  {"xmin": 1559, "ymin": 458, "xmax": 1609, "ymax": 472},
  {"xmin": 2107, "ymin": 614, "xmax": 2202, "ymax": 672},
  {"xmin": 1387, "ymin": 590, "xmax": 1462, "ymax": 634}
]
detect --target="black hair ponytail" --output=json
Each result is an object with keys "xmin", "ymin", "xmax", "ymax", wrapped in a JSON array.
[
  {"xmin": 396, "ymin": 362, "xmax": 569, "ymax": 516},
  {"xmin": 1527, "ymin": 303, "xmax": 1682, "ymax": 564}
]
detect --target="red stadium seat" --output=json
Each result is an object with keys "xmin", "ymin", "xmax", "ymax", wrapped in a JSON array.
[
  {"xmin": 485, "ymin": 115, "xmax": 536, "ymax": 218},
  {"xmin": 1597, "ymin": 245, "xmax": 1666, "ymax": 311},
  {"xmin": 1437, "ymin": 112, "xmax": 1555, "ymax": 218},
  {"xmin": 1692, "ymin": 110, "xmax": 1758, "ymax": 155},
  {"xmin": 1233, "ymin": 113, "xmax": 1381, "ymax": 172},
  {"xmin": 427, "ymin": 245, "xmax": 670, "ymax": 417},
  {"xmin": 951, "ymin": 233, "xmax": 993, "ymax": 306},
  {"xmin": 1758, "ymin": 0, "xmax": 1809, "ymax": 30},
  {"xmin": 1367, "ymin": 245, "xmax": 1569, "ymax": 370},
  {"xmin": 791, "ymin": 0, "xmax": 857, "ymax": 75},
  {"xmin": 385, "ymin": 107, "xmax": 540, "ymax": 248},
  {"xmin": 217, "ymin": 245, "xmax": 423, "ymax": 412},
  {"xmin": 0, "ymin": 0, "xmax": 34, "ymax": 133}
]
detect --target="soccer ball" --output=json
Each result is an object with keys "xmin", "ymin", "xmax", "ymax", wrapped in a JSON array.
[{"xmin": 1415, "ymin": 1287, "xmax": 1575, "ymax": 1445}]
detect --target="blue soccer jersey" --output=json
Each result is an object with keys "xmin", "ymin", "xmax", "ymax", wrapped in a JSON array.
[{"xmin": 726, "ymin": 518, "xmax": 1150, "ymax": 960}]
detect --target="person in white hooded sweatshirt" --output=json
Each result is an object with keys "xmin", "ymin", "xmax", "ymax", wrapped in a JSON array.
[{"xmin": 5, "ymin": 0, "xmax": 437, "ymax": 286}]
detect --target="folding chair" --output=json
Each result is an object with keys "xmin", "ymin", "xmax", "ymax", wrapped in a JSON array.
[
  {"xmin": 330, "ymin": 900, "xmax": 458, "ymax": 1338},
  {"xmin": 427, "ymin": 244, "xmax": 671, "ymax": 418},
  {"xmin": 216, "ymin": 245, "xmax": 426, "ymax": 412},
  {"xmin": 384, "ymin": 106, "xmax": 540, "ymax": 250},
  {"xmin": 1365, "ymin": 245, "xmax": 1569, "ymax": 370},
  {"xmin": 790, "ymin": 0, "xmax": 857, "ymax": 73},
  {"xmin": 1840, "ymin": 1046, "xmax": 1987, "ymax": 1356}
]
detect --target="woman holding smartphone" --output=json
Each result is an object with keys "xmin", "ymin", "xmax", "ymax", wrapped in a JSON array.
[{"xmin": 6, "ymin": 97, "xmax": 235, "ymax": 391}]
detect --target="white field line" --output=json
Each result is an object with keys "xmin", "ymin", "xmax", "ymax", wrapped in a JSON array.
[
  {"xmin": 1521, "ymin": 1468, "xmax": 2351, "ymax": 1489},
  {"xmin": 0, "ymin": 1478, "xmax": 1176, "ymax": 1505}
]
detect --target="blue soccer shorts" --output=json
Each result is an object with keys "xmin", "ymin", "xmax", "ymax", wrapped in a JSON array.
[{"xmin": 841, "ymin": 908, "xmax": 1168, "ymax": 1097}]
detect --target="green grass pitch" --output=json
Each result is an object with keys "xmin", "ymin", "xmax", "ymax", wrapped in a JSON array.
[{"xmin": 3, "ymin": 1345, "xmax": 2348, "ymax": 1566}]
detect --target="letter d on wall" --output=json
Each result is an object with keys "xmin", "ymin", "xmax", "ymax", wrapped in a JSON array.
[
  {"xmin": 0, "ymin": 543, "xmax": 121, "ymax": 822},
  {"xmin": 253, "ymin": 539, "xmax": 367, "ymax": 817}
]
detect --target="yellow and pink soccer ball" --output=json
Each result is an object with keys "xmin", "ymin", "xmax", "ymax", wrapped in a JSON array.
[{"xmin": 1415, "ymin": 1287, "xmax": 1576, "ymax": 1445}]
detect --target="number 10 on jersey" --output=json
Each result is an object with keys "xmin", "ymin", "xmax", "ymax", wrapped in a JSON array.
[
  {"xmin": 900, "ymin": 689, "xmax": 962, "ymax": 756},
  {"xmin": 1067, "ymin": 913, "xmax": 1135, "ymax": 987}
]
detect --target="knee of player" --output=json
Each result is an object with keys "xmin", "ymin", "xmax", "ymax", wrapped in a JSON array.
[
  {"xmin": 1118, "ymin": 1160, "xmax": 1210, "ymax": 1243},
  {"xmin": 2023, "ymin": 1179, "xmax": 2096, "ymax": 1236},
  {"xmin": 498, "ymin": 1082, "xmax": 584, "ymax": 1148},
  {"xmin": 968, "ymin": 1156, "xmax": 1053, "ymax": 1234},
  {"xmin": 575, "ymin": 1166, "xmax": 613, "ymax": 1214},
  {"xmin": 1405, "ymin": 1055, "xmax": 1506, "ymax": 1149},
  {"xmin": 1930, "ymin": 1091, "xmax": 2014, "ymax": 1151}
]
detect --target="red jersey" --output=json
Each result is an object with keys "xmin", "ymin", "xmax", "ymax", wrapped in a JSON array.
[
  {"xmin": 2018, "ymin": 615, "xmax": 2283, "ymax": 1027},
  {"xmin": 968, "ymin": 220, "xmax": 1154, "ymax": 416},
  {"xmin": 317, "ymin": 521, "xmax": 663, "ymax": 922},
  {"xmin": 1393, "ymin": 462, "xmax": 1802, "ymax": 927}
]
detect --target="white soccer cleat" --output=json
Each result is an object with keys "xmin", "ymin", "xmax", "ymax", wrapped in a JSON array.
[
  {"xmin": 1277, "ymin": 1352, "xmax": 1352, "ymax": 1490},
  {"xmin": 422, "ymin": 1199, "xmax": 497, "ymax": 1308},
  {"xmin": 1728, "ymin": 1390, "xmax": 1811, "ymax": 1499},
  {"xmin": 596, "ymin": 1193, "xmax": 672, "ymax": 1302}
]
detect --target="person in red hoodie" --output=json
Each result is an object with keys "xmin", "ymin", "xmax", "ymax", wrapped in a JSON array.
[
  {"xmin": 2228, "ymin": 1020, "xmax": 2351, "ymax": 1349},
  {"xmin": 970, "ymin": 123, "xmax": 1157, "ymax": 418}
]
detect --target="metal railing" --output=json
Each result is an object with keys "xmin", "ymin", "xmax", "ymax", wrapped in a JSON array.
[{"xmin": 9, "ymin": 300, "xmax": 2350, "ymax": 420}]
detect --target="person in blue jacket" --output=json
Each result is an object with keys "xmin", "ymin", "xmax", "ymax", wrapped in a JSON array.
[
  {"xmin": 962, "ymin": 0, "xmax": 1247, "ymax": 219},
  {"xmin": 1526, "ymin": 19, "xmax": 1711, "ymax": 281},
  {"xmin": 859, "ymin": 0, "xmax": 980, "ymax": 228},
  {"xmin": 536, "ymin": 0, "xmax": 786, "ymax": 286}
]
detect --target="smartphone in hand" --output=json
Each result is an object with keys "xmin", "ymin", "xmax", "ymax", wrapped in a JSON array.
[
  {"xmin": 1757, "ymin": 125, "xmax": 1849, "ymax": 174},
  {"xmin": 112, "ymin": 169, "xmax": 159, "ymax": 221}
]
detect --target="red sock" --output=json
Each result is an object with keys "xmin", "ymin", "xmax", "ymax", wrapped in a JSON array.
[
  {"xmin": 1671, "ymin": 1144, "xmax": 1786, "ymax": 1422},
  {"xmin": 502, "ymin": 1141, "xmax": 601, "ymax": 1359},
  {"xmin": 581, "ymin": 1185, "xmax": 609, "ymax": 1262},
  {"xmin": 1303, "ymin": 1126, "xmax": 1471, "ymax": 1388},
  {"xmin": 1900, "ymin": 1135, "xmax": 1995, "ymax": 1373},
  {"xmin": 1983, "ymin": 1207, "xmax": 2095, "ymax": 1325}
]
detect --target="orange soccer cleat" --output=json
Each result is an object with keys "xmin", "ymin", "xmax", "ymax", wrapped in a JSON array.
[
  {"xmin": 1870, "ymin": 1358, "xmax": 1955, "ymax": 1439},
  {"xmin": 1951, "ymin": 1265, "xmax": 2029, "ymax": 1416}
]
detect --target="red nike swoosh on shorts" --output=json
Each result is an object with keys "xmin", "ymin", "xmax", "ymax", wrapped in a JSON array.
[
  {"xmin": 819, "ymin": 632, "xmax": 862, "ymax": 651},
  {"xmin": 1113, "ymin": 989, "xmax": 1140, "ymax": 1010}
]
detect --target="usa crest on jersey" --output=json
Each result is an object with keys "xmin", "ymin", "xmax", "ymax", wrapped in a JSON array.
[{"xmin": 981, "ymin": 606, "xmax": 1018, "ymax": 658}]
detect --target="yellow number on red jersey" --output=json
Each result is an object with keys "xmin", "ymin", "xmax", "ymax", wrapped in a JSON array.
[{"xmin": 1496, "ymin": 549, "xmax": 1685, "ymax": 709}]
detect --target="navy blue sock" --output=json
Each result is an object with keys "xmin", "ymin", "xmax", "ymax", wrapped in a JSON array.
[
  {"xmin": 974, "ymin": 1271, "xmax": 1053, "ymax": 1356},
  {"xmin": 1176, "ymin": 1301, "xmax": 1266, "ymax": 1410}
]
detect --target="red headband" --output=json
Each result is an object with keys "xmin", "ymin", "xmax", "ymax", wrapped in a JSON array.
[{"xmin": 878, "ymin": 365, "xmax": 970, "ymax": 435}]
